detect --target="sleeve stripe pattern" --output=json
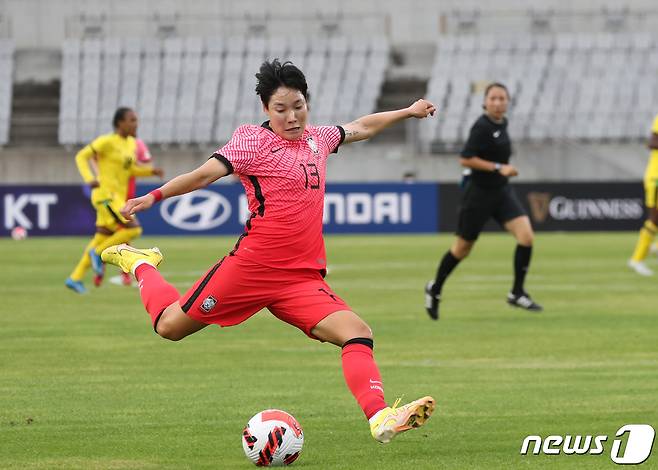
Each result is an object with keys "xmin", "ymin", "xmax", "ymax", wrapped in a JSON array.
[
  {"xmin": 248, "ymin": 175, "xmax": 266, "ymax": 216},
  {"xmin": 335, "ymin": 126, "xmax": 346, "ymax": 153},
  {"xmin": 212, "ymin": 153, "xmax": 234, "ymax": 174}
]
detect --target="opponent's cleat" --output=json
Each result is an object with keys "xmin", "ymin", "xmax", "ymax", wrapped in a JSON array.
[
  {"xmin": 93, "ymin": 264, "xmax": 105, "ymax": 287},
  {"xmin": 628, "ymin": 259, "xmax": 653, "ymax": 276},
  {"xmin": 65, "ymin": 277, "xmax": 87, "ymax": 294},
  {"xmin": 89, "ymin": 248, "xmax": 104, "ymax": 275},
  {"xmin": 120, "ymin": 271, "xmax": 133, "ymax": 286},
  {"xmin": 370, "ymin": 396, "xmax": 435, "ymax": 444},
  {"xmin": 425, "ymin": 281, "xmax": 440, "ymax": 320},
  {"xmin": 101, "ymin": 244, "xmax": 163, "ymax": 274},
  {"xmin": 507, "ymin": 292, "xmax": 543, "ymax": 312}
]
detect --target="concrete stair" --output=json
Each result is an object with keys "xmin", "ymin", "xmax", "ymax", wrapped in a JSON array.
[
  {"xmin": 370, "ymin": 77, "xmax": 427, "ymax": 144},
  {"xmin": 9, "ymin": 81, "xmax": 60, "ymax": 146}
]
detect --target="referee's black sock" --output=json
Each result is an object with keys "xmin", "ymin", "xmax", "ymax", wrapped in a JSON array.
[
  {"xmin": 512, "ymin": 244, "xmax": 532, "ymax": 295},
  {"xmin": 433, "ymin": 251, "xmax": 461, "ymax": 295}
]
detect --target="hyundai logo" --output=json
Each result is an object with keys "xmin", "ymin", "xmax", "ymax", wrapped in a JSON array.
[{"xmin": 160, "ymin": 190, "xmax": 232, "ymax": 231}]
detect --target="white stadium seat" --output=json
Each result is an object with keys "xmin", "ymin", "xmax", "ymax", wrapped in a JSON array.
[
  {"xmin": 421, "ymin": 32, "xmax": 658, "ymax": 148},
  {"xmin": 58, "ymin": 34, "xmax": 390, "ymax": 145},
  {"xmin": 0, "ymin": 40, "xmax": 15, "ymax": 145}
]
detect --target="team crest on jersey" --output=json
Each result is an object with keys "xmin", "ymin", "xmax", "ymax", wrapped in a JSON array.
[
  {"xmin": 307, "ymin": 137, "xmax": 319, "ymax": 154},
  {"xmin": 200, "ymin": 295, "xmax": 217, "ymax": 312}
]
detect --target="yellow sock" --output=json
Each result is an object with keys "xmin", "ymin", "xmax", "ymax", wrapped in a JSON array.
[
  {"xmin": 631, "ymin": 221, "xmax": 657, "ymax": 262},
  {"xmin": 94, "ymin": 226, "xmax": 143, "ymax": 254},
  {"xmin": 70, "ymin": 233, "xmax": 109, "ymax": 281}
]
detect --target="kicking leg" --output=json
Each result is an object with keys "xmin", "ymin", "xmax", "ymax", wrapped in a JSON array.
[{"xmin": 101, "ymin": 243, "xmax": 208, "ymax": 340}]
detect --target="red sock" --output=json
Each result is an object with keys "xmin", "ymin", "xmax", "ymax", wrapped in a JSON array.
[
  {"xmin": 341, "ymin": 339, "xmax": 387, "ymax": 419},
  {"xmin": 135, "ymin": 264, "xmax": 180, "ymax": 328}
]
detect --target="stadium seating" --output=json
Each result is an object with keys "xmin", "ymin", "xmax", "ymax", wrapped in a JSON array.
[
  {"xmin": 422, "ymin": 32, "xmax": 658, "ymax": 150},
  {"xmin": 0, "ymin": 40, "xmax": 15, "ymax": 145},
  {"xmin": 58, "ymin": 35, "xmax": 389, "ymax": 145}
]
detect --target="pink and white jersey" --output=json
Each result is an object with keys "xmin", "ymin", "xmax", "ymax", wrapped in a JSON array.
[
  {"xmin": 135, "ymin": 138, "xmax": 152, "ymax": 163},
  {"xmin": 213, "ymin": 122, "xmax": 345, "ymax": 271}
]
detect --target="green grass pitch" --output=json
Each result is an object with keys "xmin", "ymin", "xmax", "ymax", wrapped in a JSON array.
[{"xmin": 1, "ymin": 233, "xmax": 656, "ymax": 469}]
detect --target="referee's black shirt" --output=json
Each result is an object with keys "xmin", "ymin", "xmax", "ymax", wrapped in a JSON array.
[{"xmin": 460, "ymin": 114, "xmax": 512, "ymax": 188}]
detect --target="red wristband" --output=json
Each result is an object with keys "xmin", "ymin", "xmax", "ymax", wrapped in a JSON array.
[{"xmin": 149, "ymin": 189, "xmax": 163, "ymax": 203}]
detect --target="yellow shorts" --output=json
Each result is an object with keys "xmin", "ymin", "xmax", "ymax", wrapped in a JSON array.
[
  {"xmin": 645, "ymin": 179, "xmax": 658, "ymax": 208},
  {"xmin": 91, "ymin": 189, "xmax": 129, "ymax": 230}
]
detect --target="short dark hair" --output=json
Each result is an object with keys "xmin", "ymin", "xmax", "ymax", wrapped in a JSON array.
[
  {"xmin": 484, "ymin": 82, "xmax": 509, "ymax": 99},
  {"xmin": 255, "ymin": 59, "xmax": 308, "ymax": 107},
  {"xmin": 113, "ymin": 107, "xmax": 133, "ymax": 128}
]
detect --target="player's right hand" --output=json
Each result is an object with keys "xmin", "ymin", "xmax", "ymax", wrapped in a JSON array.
[
  {"xmin": 500, "ymin": 164, "xmax": 518, "ymax": 177},
  {"xmin": 89, "ymin": 180, "xmax": 100, "ymax": 188},
  {"xmin": 121, "ymin": 195, "xmax": 153, "ymax": 220}
]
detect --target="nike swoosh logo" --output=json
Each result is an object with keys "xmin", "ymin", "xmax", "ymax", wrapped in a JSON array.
[
  {"xmin": 118, "ymin": 246, "xmax": 148, "ymax": 256},
  {"xmin": 493, "ymin": 131, "xmax": 501, "ymax": 138},
  {"xmin": 271, "ymin": 147, "xmax": 284, "ymax": 153}
]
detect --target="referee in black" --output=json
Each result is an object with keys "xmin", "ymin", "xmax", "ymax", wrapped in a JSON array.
[{"xmin": 425, "ymin": 82, "xmax": 542, "ymax": 320}]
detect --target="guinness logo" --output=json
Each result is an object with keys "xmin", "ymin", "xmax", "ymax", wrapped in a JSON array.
[{"xmin": 527, "ymin": 192, "xmax": 552, "ymax": 223}]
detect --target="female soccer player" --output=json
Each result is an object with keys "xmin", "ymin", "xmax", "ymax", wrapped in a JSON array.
[
  {"xmin": 628, "ymin": 112, "xmax": 658, "ymax": 276},
  {"xmin": 65, "ymin": 108, "xmax": 163, "ymax": 294},
  {"xmin": 425, "ymin": 82, "xmax": 542, "ymax": 320},
  {"xmin": 101, "ymin": 60, "xmax": 436, "ymax": 444}
]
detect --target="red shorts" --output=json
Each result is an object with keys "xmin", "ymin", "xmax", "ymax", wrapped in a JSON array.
[{"xmin": 179, "ymin": 255, "xmax": 351, "ymax": 338}]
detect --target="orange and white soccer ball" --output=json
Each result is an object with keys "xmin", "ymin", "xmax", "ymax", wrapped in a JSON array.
[
  {"xmin": 11, "ymin": 226, "xmax": 27, "ymax": 241},
  {"xmin": 242, "ymin": 409, "xmax": 303, "ymax": 467}
]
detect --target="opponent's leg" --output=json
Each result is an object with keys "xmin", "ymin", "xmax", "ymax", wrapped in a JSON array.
[
  {"xmin": 66, "ymin": 231, "xmax": 110, "ymax": 293},
  {"xmin": 629, "ymin": 208, "xmax": 658, "ymax": 276},
  {"xmin": 95, "ymin": 225, "xmax": 143, "ymax": 254}
]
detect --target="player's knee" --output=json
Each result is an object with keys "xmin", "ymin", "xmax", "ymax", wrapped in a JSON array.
[
  {"xmin": 453, "ymin": 244, "xmax": 472, "ymax": 259},
  {"xmin": 156, "ymin": 318, "xmax": 186, "ymax": 341},
  {"xmin": 350, "ymin": 321, "xmax": 373, "ymax": 340},
  {"xmin": 518, "ymin": 231, "xmax": 534, "ymax": 246},
  {"xmin": 649, "ymin": 212, "xmax": 658, "ymax": 226}
]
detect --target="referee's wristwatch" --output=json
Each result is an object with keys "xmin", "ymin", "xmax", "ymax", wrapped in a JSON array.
[{"xmin": 493, "ymin": 163, "xmax": 502, "ymax": 173}]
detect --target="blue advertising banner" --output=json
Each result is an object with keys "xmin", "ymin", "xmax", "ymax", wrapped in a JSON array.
[
  {"xmin": 0, "ymin": 185, "xmax": 95, "ymax": 237},
  {"xmin": 0, "ymin": 183, "xmax": 439, "ymax": 236}
]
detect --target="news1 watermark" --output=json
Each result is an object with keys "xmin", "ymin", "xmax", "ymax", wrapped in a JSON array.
[{"xmin": 521, "ymin": 424, "xmax": 655, "ymax": 465}]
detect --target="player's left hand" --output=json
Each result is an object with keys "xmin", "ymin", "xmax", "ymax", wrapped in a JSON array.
[
  {"xmin": 408, "ymin": 99, "xmax": 437, "ymax": 118},
  {"xmin": 152, "ymin": 167, "xmax": 164, "ymax": 178}
]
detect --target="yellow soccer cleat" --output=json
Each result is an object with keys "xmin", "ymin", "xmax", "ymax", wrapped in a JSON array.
[
  {"xmin": 370, "ymin": 396, "xmax": 436, "ymax": 444},
  {"xmin": 100, "ymin": 244, "xmax": 163, "ymax": 274}
]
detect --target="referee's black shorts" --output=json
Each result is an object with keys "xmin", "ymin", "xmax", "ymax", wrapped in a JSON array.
[{"xmin": 456, "ymin": 183, "xmax": 526, "ymax": 241}]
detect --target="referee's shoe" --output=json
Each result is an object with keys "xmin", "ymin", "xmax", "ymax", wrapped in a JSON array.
[
  {"xmin": 507, "ymin": 291, "xmax": 543, "ymax": 312},
  {"xmin": 424, "ymin": 281, "xmax": 441, "ymax": 320}
]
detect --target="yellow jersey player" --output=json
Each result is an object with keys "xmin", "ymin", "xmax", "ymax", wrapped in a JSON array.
[
  {"xmin": 629, "ymin": 113, "xmax": 658, "ymax": 276},
  {"xmin": 65, "ymin": 108, "xmax": 163, "ymax": 293}
]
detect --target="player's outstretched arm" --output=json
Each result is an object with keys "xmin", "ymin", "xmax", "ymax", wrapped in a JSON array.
[
  {"xmin": 121, "ymin": 158, "xmax": 229, "ymax": 220},
  {"xmin": 341, "ymin": 99, "xmax": 436, "ymax": 144}
]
